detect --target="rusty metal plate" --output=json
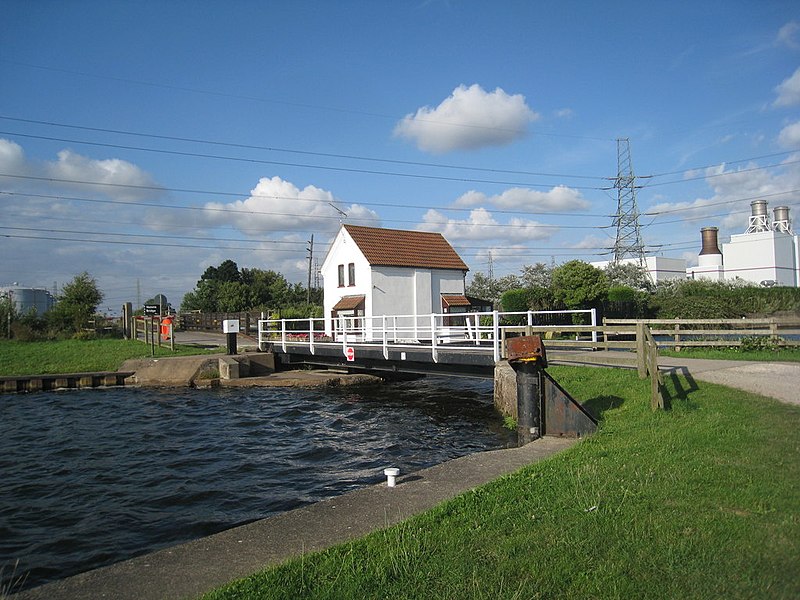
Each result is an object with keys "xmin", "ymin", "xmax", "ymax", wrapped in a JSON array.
[{"xmin": 507, "ymin": 335, "xmax": 547, "ymax": 365}]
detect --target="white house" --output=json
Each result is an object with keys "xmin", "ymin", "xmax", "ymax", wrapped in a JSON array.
[{"xmin": 320, "ymin": 224, "xmax": 471, "ymax": 339}]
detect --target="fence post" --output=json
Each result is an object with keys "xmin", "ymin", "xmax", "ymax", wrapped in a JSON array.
[
  {"xmin": 309, "ymin": 318, "xmax": 315, "ymax": 354},
  {"xmin": 590, "ymin": 308, "xmax": 597, "ymax": 344},
  {"xmin": 636, "ymin": 321, "xmax": 646, "ymax": 379},
  {"xmin": 281, "ymin": 319, "xmax": 287, "ymax": 353},
  {"xmin": 650, "ymin": 343, "xmax": 663, "ymax": 410}
]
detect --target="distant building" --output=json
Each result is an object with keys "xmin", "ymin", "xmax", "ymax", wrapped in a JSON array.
[
  {"xmin": 591, "ymin": 256, "xmax": 688, "ymax": 285},
  {"xmin": 0, "ymin": 286, "xmax": 55, "ymax": 315},
  {"xmin": 320, "ymin": 224, "xmax": 478, "ymax": 338},
  {"xmin": 687, "ymin": 201, "xmax": 800, "ymax": 287}
]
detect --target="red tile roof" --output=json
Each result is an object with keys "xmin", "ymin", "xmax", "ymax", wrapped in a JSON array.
[
  {"xmin": 343, "ymin": 225, "xmax": 468, "ymax": 271},
  {"xmin": 441, "ymin": 294, "xmax": 471, "ymax": 307}
]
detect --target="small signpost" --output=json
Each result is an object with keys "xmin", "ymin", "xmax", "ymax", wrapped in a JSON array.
[
  {"xmin": 143, "ymin": 304, "xmax": 159, "ymax": 316},
  {"xmin": 345, "ymin": 346, "xmax": 355, "ymax": 362}
]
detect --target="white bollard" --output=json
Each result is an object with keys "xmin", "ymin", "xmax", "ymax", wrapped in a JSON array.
[{"xmin": 383, "ymin": 467, "xmax": 400, "ymax": 487}]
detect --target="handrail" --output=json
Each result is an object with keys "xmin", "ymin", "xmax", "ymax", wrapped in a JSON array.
[{"xmin": 257, "ymin": 309, "xmax": 599, "ymax": 362}]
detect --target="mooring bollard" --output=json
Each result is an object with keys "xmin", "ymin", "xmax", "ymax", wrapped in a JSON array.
[{"xmin": 507, "ymin": 335, "xmax": 548, "ymax": 445}]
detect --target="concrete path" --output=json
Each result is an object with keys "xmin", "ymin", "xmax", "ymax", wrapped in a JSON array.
[
  {"xmin": 13, "ymin": 437, "xmax": 576, "ymax": 600},
  {"xmin": 548, "ymin": 349, "xmax": 800, "ymax": 407}
]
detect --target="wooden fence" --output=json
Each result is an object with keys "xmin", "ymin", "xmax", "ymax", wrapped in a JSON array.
[
  {"xmin": 603, "ymin": 318, "xmax": 800, "ymax": 349},
  {"xmin": 177, "ymin": 311, "xmax": 270, "ymax": 336}
]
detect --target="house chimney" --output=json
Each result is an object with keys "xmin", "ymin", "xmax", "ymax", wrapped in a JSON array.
[
  {"xmin": 745, "ymin": 200, "xmax": 770, "ymax": 233},
  {"xmin": 772, "ymin": 206, "xmax": 793, "ymax": 234}
]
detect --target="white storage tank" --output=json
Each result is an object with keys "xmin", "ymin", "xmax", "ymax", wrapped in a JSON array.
[{"xmin": 0, "ymin": 286, "xmax": 56, "ymax": 315}]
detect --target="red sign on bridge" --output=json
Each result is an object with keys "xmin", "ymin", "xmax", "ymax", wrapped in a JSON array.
[{"xmin": 345, "ymin": 346, "xmax": 355, "ymax": 362}]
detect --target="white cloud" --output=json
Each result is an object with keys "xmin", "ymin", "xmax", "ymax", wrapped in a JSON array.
[
  {"xmin": 0, "ymin": 138, "xmax": 161, "ymax": 201},
  {"xmin": 555, "ymin": 108, "xmax": 574, "ymax": 119},
  {"xmin": 393, "ymin": 84, "xmax": 538, "ymax": 153},
  {"xmin": 777, "ymin": 21, "xmax": 800, "ymax": 49},
  {"xmin": 453, "ymin": 185, "xmax": 590, "ymax": 212},
  {"xmin": 647, "ymin": 157, "xmax": 800, "ymax": 239},
  {"xmin": 778, "ymin": 120, "xmax": 800, "ymax": 148},
  {"xmin": 419, "ymin": 207, "xmax": 552, "ymax": 243},
  {"xmin": 201, "ymin": 176, "xmax": 380, "ymax": 235},
  {"xmin": 774, "ymin": 67, "xmax": 800, "ymax": 107}
]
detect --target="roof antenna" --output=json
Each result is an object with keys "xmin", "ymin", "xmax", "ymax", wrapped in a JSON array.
[{"xmin": 328, "ymin": 202, "xmax": 347, "ymax": 224}]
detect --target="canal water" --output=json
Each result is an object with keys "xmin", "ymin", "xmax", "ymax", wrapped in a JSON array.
[{"xmin": 0, "ymin": 377, "xmax": 514, "ymax": 592}]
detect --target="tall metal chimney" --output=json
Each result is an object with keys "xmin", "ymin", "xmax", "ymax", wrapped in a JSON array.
[
  {"xmin": 699, "ymin": 226, "xmax": 721, "ymax": 255},
  {"xmin": 745, "ymin": 200, "xmax": 770, "ymax": 233},
  {"xmin": 698, "ymin": 226, "xmax": 723, "ymax": 268},
  {"xmin": 772, "ymin": 206, "xmax": 793, "ymax": 234}
]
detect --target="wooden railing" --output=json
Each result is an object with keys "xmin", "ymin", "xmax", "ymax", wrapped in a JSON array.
[
  {"xmin": 603, "ymin": 318, "xmax": 800, "ymax": 349},
  {"xmin": 636, "ymin": 322, "xmax": 664, "ymax": 410}
]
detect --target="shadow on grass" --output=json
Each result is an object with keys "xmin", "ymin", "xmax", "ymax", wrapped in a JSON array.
[
  {"xmin": 660, "ymin": 366, "xmax": 701, "ymax": 410},
  {"xmin": 583, "ymin": 395, "xmax": 625, "ymax": 422}
]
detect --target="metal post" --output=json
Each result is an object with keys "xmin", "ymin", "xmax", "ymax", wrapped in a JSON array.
[
  {"xmin": 309, "ymin": 318, "xmax": 315, "ymax": 354},
  {"xmin": 507, "ymin": 335, "xmax": 548, "ymax": 445},
  {"xmin": 382, "ymin": 315, "xmax": 388, "ymax": 360},
  {"xmin": 281, "ymin": 319, "xmax": 287, "ymax": 353},
  {"xmin": 430, "ymin": 313, "xmax": 438, "ymax": 363},
  {"xmin": 492, "ymin": 311, "xmax": 500, "ymax": 362},
  {"xmin": 590, "ymin": 308, "xmax": 597, "ymax": 344},
  {"xmin": 515, "ymin": 361, "xmax": 543, "ymax": 444}
]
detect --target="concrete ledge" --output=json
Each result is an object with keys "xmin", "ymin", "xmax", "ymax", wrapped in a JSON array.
[{"xmin": 13, "ymin": 436, "xmax": 577, "ymax": 600}]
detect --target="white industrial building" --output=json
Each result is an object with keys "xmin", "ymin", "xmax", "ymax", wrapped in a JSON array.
[
  {"xmin": 591, "ymin": 255, "xmax": 688, "ymax": 285},
  {"xmin": 687, "ymin": 200, "xmax": 800, "ymax": 287}
]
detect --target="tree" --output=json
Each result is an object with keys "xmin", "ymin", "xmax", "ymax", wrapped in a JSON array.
[
  {"xmin": 519, "ymin": 262, "xmax": 553, "ymax": 289},
  {"xmin": 604, "ymin": 261, "xmax": 653, "ymax": 291},
  {"xmin": 48, "ymin": 272, "xmax": 104, "ymax": 333},
  {"xmin": 216, "ymin": 281, "xmax": 251, "ymax": 312},
  {"xmin": 466, "ymin": 272, "xmax": 520, "ymax": 307},
  {"xmin": 551, "ymin": 261, "xmax": 609, "ymax": 309},
  {"xmin": 200, "ymin": 259, "xmax": 241, "ymax": 283}
]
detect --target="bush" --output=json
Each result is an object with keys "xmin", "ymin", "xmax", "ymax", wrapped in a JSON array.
[{"xmin": 739, "ymin": 335, "xmax": 782, "ymax": 352}]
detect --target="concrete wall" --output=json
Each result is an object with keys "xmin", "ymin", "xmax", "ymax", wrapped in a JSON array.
[{"xmin": 493, "ymin": 361, "xmax": 517, "ymax": 419}]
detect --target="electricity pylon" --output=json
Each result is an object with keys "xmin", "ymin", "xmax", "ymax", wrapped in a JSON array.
[{"xmin": 612, "ymin": 138, "xmax": 645, "ymax": 263}]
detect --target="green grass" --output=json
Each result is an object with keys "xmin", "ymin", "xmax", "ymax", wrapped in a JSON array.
[
  {"xmin": 660, "ymin": 347, "xmax": 800, "ymax": 362},
  {"xmin": 0, "ymin": 338, "xmax": 220, "ymax": 376},
  {"xmin": 203, "ymin": 366, "xmax": 800, "ymax": 600}
]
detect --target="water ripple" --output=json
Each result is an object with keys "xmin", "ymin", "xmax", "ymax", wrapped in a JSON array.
[{"xmin": 0, "ymin": 377, "xmax": 513, "ymax": 591}]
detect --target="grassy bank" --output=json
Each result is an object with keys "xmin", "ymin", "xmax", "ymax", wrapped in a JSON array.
[
  {"xmin": 660, "ymin": 347, "xmax": 800, "ymax": 362},
  {"xmin": 0, "ymin": 339, "xmax": 219, "ymax": 376},
  {"xmin": 205, "ymin": 366, "xmax": 800, "ymax": 600}
]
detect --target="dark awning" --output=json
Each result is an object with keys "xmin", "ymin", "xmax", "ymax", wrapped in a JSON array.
[{"xmin": 332, "ymin": 295, "xmax": 365, "ymax": 311}]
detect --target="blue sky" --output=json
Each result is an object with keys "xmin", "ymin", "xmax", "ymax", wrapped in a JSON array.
[{"xmin": 2, "ymin": 0, "xmax": 799, "ymax": 310}]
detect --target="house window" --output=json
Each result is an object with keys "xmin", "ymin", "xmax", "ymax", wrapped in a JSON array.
[
  {"xmin": 338, "ymin": 264, "xmax": 345, "ymax": 287},
  {"xmin": 348, "ymin": 263, "xmax": 355, "ymax": 286}
]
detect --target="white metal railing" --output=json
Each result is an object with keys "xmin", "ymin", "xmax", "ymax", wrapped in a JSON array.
[{"xmin": 257, "ymin": 308, "xmax": 597, "ymax": 364}]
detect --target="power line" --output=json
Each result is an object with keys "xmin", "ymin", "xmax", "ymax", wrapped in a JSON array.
[
  {"xmin": 0, "ymin": 225, "xmax": 307, "ymax": 246},
  {"xmin": 0, "ymin": 190, "xmax": 612, "ymax": 230},
  {"xmin": 0, "ymin": 131, "xmax": 607, "ymax": 190},
  {"xmin": 0, "ymin": 115, "xmax": 610, "ymax": 181},
  {"xmin": 0, "ymin": 61, "xmax": 615, "ymax": 142}
]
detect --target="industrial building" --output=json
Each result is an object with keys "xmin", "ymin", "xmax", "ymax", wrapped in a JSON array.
[
  {"xmin": 0, "ymin": 285, "xmax": 56, "ymax": 315},
  {"xmin": 687, "ymin": 200, "xmax": 800, "ymax": 287}
]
